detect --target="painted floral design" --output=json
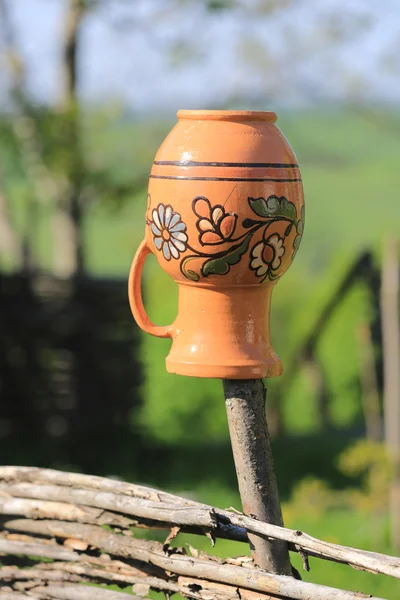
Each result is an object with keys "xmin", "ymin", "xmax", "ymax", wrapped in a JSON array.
[
  {"xmin": 145, "ymin": 193, "xmax": 302, "ymax": 281},
  {"xmin": 177, "ymin": 194, "xmax": 302, "ymax": 282},
  {"xmin": 193, "ymin": 196, "xmax": 238, "ymax": 245},
  {"xmin": 250, "ymin": 234, "xmax": 285, "ymax": 282},
  {"xmin": 150, "ymin": 203, "xmax": 188, "ymax": 261},
  {"xmin": 292, "ymin": 204, "xmax": 305, "ymax": 258}
]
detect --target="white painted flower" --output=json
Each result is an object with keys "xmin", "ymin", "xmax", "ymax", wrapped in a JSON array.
[
  {"xmin": 150, "ymin": 203, "xmax": 188, "ymax": 261},
  {"xmin": 250, "ymin": 234, "xmax": 285, "ymax": 279}
]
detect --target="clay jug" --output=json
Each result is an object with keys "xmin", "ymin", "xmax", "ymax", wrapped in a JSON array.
[{"xmin": 128, "ymin": 110, "xmax": 304, "ymax": 378}]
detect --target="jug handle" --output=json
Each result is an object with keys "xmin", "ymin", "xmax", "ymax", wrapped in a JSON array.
[{"xmin": 128, "ymin": 240, "xmax": 173, "ymax": 338}]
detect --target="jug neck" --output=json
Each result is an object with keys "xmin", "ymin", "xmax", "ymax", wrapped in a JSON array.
[{"xmin": 177, "ymin": 110, "xmax": 277, "ymax": 123}]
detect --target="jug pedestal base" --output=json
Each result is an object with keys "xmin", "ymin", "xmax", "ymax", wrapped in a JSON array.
[
  {"xmin": 165, "ymin": 284, "xmax": 282, "ymax": 379},
  {"xmin": 166, "ymin": 357, "xmax": 282, "ymax": 379}
]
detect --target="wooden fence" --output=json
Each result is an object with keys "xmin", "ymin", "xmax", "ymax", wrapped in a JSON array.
[
  {"xmin": 0, "ymin": 272, "xmax": 142, "ymax": 471},
  {"xmin": 0, "ymin": 466, "xmax": 399, "ymax": 600}
]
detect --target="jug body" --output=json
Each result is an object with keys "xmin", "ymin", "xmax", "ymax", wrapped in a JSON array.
[{"xmin": 129, "ymin": 110, "xmax": 305, "ymax": 378}]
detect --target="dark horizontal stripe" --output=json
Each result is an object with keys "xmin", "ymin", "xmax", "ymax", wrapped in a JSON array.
[
  {"xmin": 154, "ymin": 160, "xmax": 299, "ymax": 169},
  {"xmin": 150, "ymin": 175, "xmax": 302, "ymax": 183}
]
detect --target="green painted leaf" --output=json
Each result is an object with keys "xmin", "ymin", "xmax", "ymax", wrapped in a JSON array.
[
  {"xmin": 248, "ymin": 195, "xmax": 297, "ymax": 221},
  {"xmin": 280, "ymin": 198, "xmax": 297, "ymax": 221},
  {"xmin": 248, "ymin": 197, "xmax": 273, "ymax": 218},
  {"xmin": 186, "ymin": 270, "xmax": 200, "ymax": 281},
  {"xmin": 292, "ymin": 233, "xmax": 303, "ymax": 259},
  {"xmin": 248, "ymin": 195, "xmax": 282, "ymax": 218},
  {"xmin": 293, "ymin": 235, "xmax": 302, "ymax": 250},
  {"xmin": 181, "ymin": 256, "xmax": 200, "ymax": 281},
  {"xmin": 266, "ymin": 195, "xmax": 280, "ymax": 214},
  {"xmin": 202, "ymin": 231, "xmax": 254, "ymax": 277}
]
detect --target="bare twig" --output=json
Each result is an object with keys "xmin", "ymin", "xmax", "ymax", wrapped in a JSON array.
[
  {"xmin": 0, "ymin": 538, "xmax": 79, "ymax": 562},
  {"xmin": 0, "ymin": 466, "xmax": 196, "ymax": 504},
  {"xmin": 0, "ymin": 496, "xmax": 156, "ymax": 529},
  {"xmin": 18, "ymin": 584, "xmax": 140, "ymax": 599},
  {"xmin": 0, "ymin": 592, "xmax": 32, "ymax": 599},
  {"xmin": 0, "ymin": 482, "xmax": 217, "ymax": 529}
]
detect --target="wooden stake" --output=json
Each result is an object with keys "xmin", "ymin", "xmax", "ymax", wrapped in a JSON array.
[
  {"xmin": 223, "ymin": 379, "xmax": 292, "ymax": 575},
  {"xmin": 381, "ymin": 237, "xmax": 400, "ymax": 550}
]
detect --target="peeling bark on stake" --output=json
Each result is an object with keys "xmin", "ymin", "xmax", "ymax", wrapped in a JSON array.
[{"xmin": 223, "ymin": 379, "xmax": 292, "ymax": 575}]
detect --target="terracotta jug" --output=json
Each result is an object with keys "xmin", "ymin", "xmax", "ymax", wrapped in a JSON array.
[{"xmin": 128, "ymin": 110, "xmax": 304, "ymax": 378}]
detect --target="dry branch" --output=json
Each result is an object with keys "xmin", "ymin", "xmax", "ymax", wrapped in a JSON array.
[
  {"xmin": 0, "ymin": 518, "xmax": 386, "ymax": 600},
  {"xmin": 0, "ymin": 482, "xmax": 216, "ymax": 529},
  {"xmin": 11, "ymin": 584, "xmax": 139, "ymax": 599},
  {"xmin": 0, "ymin": 466, "xmax": 192, "ymax": 505},
  {"xmin": 0, "ymin": 565, "xmax": 274, "ymax": 600},
  {"xmin": 0, "ymin": 538, "xmax": 79, "ymax": 562},
  {"xmin": 0, "ymin": 593, "xmax": 31, "ymax": 599},
  {"xmin": 0, "ymin": 497, "xmax": 140, "ymax": 529},
  {"xmin": 0, "ymin": 536, "xmax": 272, "ymax": 600},
  {"xmin": 0, "ymin": 467, "xmax": 399, "ymax": 580}
]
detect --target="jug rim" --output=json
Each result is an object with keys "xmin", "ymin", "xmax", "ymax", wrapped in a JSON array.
[{"xmin": 177, "ymin": 110, "xmax": 277, "ymax": 122}]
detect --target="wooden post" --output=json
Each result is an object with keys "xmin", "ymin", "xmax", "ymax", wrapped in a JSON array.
[
  {"xmin": 223, "ymin": 379, "xmax": 292, "ymax": 575},
  {"xmin": 381, "ymin": 237, "xmax": 400, "ymax": 550}
]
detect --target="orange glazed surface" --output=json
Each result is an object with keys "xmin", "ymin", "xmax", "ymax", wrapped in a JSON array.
[{"xmin": 129, "ymin": 110, "xmax": 305, "ymax": 379}]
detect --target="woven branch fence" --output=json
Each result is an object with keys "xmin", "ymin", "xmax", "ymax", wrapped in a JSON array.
[{"xmin": 0, "ymin": 467, "xmax": 399, "ymax": 600}]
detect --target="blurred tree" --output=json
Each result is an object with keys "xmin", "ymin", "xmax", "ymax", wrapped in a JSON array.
[
  {"xmin": 54, "ymin": 0, "xmax": 86, "ymax": 277},
  {"xmin": 0, "ymin": 187, "xmax": 22, "ymax": 264},
  {"xmin": 0, "ymin": 0, "xmax": 250, "ymax": 276},
  {"xmin": 232, "ymin": 0, "xmax": 384, "ymax": 106},
  {"xmin": 0, "ymin": 0, "xmax": 54, "ymax": 271},
  {"xmin": 0, "ymin": 0, "xmax": 69, "ymax": 274}
]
